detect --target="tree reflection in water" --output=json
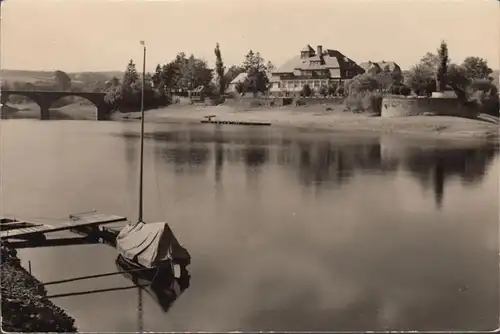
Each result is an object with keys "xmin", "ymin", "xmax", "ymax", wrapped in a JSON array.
[{"xmin": 120, "ymin": 126, "xmax": 498, "ymax": 211}]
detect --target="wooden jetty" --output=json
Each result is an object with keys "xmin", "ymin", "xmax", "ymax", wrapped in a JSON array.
[
  {"xmin": 0, "ymin": 212, "xmax": 128, "ymax": 248},
  {"xmin": 201, "ymin": 119, "xmax": 271, "ymax": 126},
  {"xmin": 201, "ymin": 115, "xmax": 271, "ymax": 126}
]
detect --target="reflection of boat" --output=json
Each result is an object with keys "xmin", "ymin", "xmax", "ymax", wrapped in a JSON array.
[{"xmin": 115, "ymin": 254, "xmax": 190, "ymax": 313}]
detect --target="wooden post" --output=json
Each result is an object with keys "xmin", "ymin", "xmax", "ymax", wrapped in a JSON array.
[{"xmin": 28, "ymin": 260, "xmax": 32, "ymax": 274}]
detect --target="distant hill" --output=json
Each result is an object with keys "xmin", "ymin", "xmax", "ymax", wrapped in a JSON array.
[{"xmin": 1, "ymin": 69, "xmax": 123, "ymax": 85}]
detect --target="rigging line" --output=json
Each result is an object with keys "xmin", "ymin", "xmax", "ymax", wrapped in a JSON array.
[
  {"xmin": 138, "ymin": 285, "xmax": 144, "ymax": 333},
  {"xmin": 37, "ymin": 266, "xmax": 158, "ymax": 286},
  {"xmin": 137, "ymin": 267, "xmax": 159, "ymax": 333},
  {"xmin": 137, "ymin": 267, "xmax": 158, "ymax": 334},
  {"xmin": 46, "ymin": 284, "xmax": 148, "ymax": 299}
]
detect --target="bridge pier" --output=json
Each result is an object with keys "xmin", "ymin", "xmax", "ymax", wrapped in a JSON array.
[
  {"xmin": 97, "ymin": 106, "xmax": 111, "ymax": 121},
  {"xmin": 40, "ymin": 105, "xmax": 50, "ymax": 120}
]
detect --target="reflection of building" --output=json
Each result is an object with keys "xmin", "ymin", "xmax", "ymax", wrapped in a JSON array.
[{"xmin": 270, "ymin": 44, "xmax": 364, "ymax": 95}]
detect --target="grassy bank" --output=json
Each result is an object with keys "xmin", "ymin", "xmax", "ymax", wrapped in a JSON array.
[{"xmin": 1, "ymin": 242, "xmax": 77, "ymax": 332}]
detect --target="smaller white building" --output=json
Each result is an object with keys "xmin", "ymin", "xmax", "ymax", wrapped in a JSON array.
[
  {"xmin": 226, "ymin": 72, "xmax": 275, "ymax": 93},
  {"xmin": 227, "ymin": 73, "xmax": 248, "ymax": 93}
]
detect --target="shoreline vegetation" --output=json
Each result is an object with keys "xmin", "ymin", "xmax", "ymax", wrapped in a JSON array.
[{"xmin": 1, "ymin": 242, "xmax": 77, "ymax": 332}]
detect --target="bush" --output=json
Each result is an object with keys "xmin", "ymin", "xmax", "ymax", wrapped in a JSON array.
[
  {"xmin": 345, "ymin": 73, "xmax": 380, "ymax": 95},
  {"xmin": 328, "ymin": 84, "xmax": 337, "ymax": 96},
  {"xmin": 318, "ymin": 85, "xmax": 328, "ymax": 97},
  {"xmin": 248, "ymin": 99, "xmax": 262, "ymax": 108},
  {"xmin": 465, "ymin": 79, "xmax": 499, "ymax": 116},
  {"xmin": 345, "ymin": 91, "xmax": 383, "ymax": 115},
  {"xmin": 389, "ymin": 85, "xmax": 401, "ymax": 95},
  {"xmin": 400, "ymin": 85, "xmax": 411, "ymax": 96},
  {"xmin": 301, "ymin": 84, "xmax": 312, "ymax": 97},
  {"xmin": 336, "ymin": 86, "xmax": 345, "ymax": 96}
]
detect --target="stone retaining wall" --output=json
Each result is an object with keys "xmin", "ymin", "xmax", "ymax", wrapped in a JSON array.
[
  {"xmin": 224, "ymin": 96, "xmax": 346, "ymax": 108},
  {"xmin": 381, "ymin": 95, "xmax": 479, "ymax": 118}
]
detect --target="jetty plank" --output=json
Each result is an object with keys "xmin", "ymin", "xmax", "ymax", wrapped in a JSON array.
[{"xmin": 0, "ymin": 213, "xmax": 127, "ymax": 240}]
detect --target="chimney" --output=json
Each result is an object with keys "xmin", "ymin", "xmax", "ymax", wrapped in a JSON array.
[{"xmin": 317, "ymin": 45, "xmax": 323, "ymax": 56}]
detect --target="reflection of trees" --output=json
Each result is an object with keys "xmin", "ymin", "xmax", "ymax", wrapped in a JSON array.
[
  {"xmin": 150, "ymin": 129, "xmax": 211, "ymax": 174},
  {"xmin": 155, "ymin": 145, "xmax": 210, "ymax": 174},
  {"xmin": 123, "ymin": 134, "xmax": 137, "ymax": 165},
  {"xmin": 214, "ymin": 127, "xmax": 224, "ymax": 184},
  {"xmin": 276, "ymin": 139, "xmax": 397, "ymax": 188},
  {"xmin": 244, "ymin": 146, "xmax": 268, "ymax": 168},
  {"xmin": 404, "ymin": 145, "xmax": 498, "ymax": 209},
  {"xmin": 120, "ymin": 127, "xmax": 498, "ymax": 202}
]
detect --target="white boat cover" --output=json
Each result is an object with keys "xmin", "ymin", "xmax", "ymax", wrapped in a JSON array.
[{"xmin": 116, "ymin": 221, "xmax": 188, "ymax": 268}]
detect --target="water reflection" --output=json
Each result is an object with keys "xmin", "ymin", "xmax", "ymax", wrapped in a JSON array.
[
  {"xmin": 115, "ymin": 256, "xmax": 190, "ymax": 313},
  {"xmin": 126, "ymin": 127, "xmax": 498, "ymax": 211},
  {"xmin": 402, "ymin": 144, "xmax": 497, "ymax": 209},
  {"xmin": 4, "ymin": 121, "xmax": 498, "ymax": 331}
]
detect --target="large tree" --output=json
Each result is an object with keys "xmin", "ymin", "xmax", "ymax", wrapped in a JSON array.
[
  {"xmin": 122, "ymin": 60, "xmax": 139, "ymax": 88},
  {"xmin": 436, "ymin": 40, "xmax": 449, "ymax": 92},
  {"xmin": 243, "ymin": 50, "xmax": 266, "ymax": 72},
  {"xmin": 405, "ymin": 64, "xmax": 436, "ymax": 96},
  {"xmin": 214, "ymin": 43, "xmax": 225, "ymax": 96},
  {"xmin": 54, "ymin": 70, "xmax": 72, "ymax": 91},
  {"xmin": 460, "ymin": 57, "xmax": 493, "ymax": 80},
  {"xmin": 243, "ymin": 50, "xmax": 269, "ymax": 95}
]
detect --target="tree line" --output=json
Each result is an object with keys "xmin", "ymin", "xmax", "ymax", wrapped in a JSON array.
[
  {"xmin": 103, "ymin": 46, "xmax": 274, "ymax": 112},
  {"xmin": 341, "ymin": 41, "xmax": 498, "ymax": 114}
]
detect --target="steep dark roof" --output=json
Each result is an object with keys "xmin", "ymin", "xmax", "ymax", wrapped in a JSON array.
[{"xmin": 274, "ymin": 47, "xmax": 362, "ymax": 75}]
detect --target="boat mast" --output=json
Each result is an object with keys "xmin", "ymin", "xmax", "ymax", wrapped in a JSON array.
[{"xmin": 138, "ymin": 40, "xmax": 146, "ymax": 223}]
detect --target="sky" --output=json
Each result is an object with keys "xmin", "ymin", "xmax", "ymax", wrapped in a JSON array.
[{"xmin": 1, "ymin": 0, "xmax": 499, "ymax": 73}]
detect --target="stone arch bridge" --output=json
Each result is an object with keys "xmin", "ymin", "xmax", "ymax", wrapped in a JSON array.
[{"xmin": 0, "ymin": 90, "xmax": 111, "ymax": 120}]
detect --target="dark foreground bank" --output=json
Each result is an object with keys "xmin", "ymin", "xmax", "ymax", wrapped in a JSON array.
[{"xmin": 1, "ymin": 242, "xmax": 77, "ymax": 332}]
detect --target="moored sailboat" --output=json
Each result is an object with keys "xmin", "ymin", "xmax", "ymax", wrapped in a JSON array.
[{"xmin": 115, "ymin": 40, "xmax": 190, "ymax": 277}]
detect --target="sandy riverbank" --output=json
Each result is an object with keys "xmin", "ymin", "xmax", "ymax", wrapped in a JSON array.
[
  {"xmin": 2, "ymin": 102, "xmax": 498, "ymax": 141},
  {"xmin": 1, "ymin": 242, "xmax": 77, "ymax": 332},
  {"xmin": 114, "ymin": 104, "xmax": 500, "ymax": 142}
]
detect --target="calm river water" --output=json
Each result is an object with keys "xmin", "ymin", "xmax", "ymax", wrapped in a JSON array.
[{"xmin": 1, "ymin": 120, "xmax": 498, "ymax": 332}]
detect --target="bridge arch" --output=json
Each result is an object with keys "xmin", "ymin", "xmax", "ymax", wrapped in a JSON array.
[
  {"xmin": 0, "ymin": 90, "xmax": 111, "ymax": 120},
  {"xmin": 0, "ymin": 92, "xmax": 41, "ymax": 119}
]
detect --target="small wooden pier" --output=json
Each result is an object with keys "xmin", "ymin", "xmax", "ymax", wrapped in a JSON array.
[
  {"xmin": 201, "ymin": 115, "xmax": 271, "ymax": 126},
  {"xmin": 201, "ymin": 119, "xmax": 271, "ymax": 126},
  {"xmin": 0, "ymin": 212, "xmax": 128, "ymax": 248}
]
